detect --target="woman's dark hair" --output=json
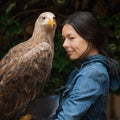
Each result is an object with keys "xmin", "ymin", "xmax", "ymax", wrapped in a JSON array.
[{"xmin": 62, "ymin": 11, "xmax": 108, "ymax": 56}]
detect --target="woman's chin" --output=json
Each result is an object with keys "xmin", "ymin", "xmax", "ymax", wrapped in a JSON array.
[{"xmin": 69, "ymin": 56, "xmax": 78, "ymax": 60}]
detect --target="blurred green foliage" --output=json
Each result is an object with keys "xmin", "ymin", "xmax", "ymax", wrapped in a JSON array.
[
  {"xmin": 0, "ymin": 2, "xmax": 23, "ymax": 59},
  {"xmin": 52, "ymin": 0, "xmax": 65, "ymax": 6},
  {"xmin": 98, "ymin": 14, "xmax": 120, "ymax": 39},
  {"xmin": 97, "ymin": 14, "xmax": 120, "ymax": 67}
]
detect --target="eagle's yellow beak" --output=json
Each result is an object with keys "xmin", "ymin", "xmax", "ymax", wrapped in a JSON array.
[
  {"xmin": 19, "ymin": 114, "xmax": 32, "ymax": 120},
  {"xmin": 48, "ymin": 19, "xmax": 54, "ymax": 28}
]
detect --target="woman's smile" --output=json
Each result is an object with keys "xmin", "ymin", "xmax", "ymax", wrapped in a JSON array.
[{"xmin": 66, "ymin": 49, "xmax": 74, "ymax": 55}]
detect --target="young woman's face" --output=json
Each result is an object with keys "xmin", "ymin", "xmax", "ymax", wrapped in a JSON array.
[{"xmin": 62, "ymin": 24, "xmax": 89, "ymax": 60}]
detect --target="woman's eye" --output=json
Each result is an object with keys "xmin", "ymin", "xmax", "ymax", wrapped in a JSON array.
[{"xmin": 69, "ymin": 37, "xmax": 74, "ymax": 40}]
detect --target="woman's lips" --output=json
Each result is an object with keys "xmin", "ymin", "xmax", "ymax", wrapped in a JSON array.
[{"xmin": 66, "ymin": 50, "xmax": 73, "ymax": 55}]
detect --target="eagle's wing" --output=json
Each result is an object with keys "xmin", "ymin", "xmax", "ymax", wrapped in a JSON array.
[
  {"xmin": 0, "ymin": 42, "xmax": 53, "ymax": 118},
  {"xmin": 0, "ymin": 42, "xmax": 26, "ymax": 69}
]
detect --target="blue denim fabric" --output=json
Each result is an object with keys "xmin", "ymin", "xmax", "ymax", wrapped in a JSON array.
[{"xmin": 54, "ymin": 54, "xmax": 120, "ymax": 120}]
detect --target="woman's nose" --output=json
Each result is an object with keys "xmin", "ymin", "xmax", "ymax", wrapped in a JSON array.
[{"xmin": 63, "ymin": 39, "xmax": 69, "ymax": 48}]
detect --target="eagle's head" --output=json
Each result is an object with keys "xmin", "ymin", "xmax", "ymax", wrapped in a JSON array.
[
  {"xmin": 32, "ymin": 12, "xmax": 57, "ymax": 40},
  {"xmin": 36, "ymin": 12, "xmax": 56, "ymax": 29}
]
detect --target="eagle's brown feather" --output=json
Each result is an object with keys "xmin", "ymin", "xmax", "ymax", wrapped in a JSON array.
[{"xmin": 0, "ymin": 12, "xmax": 56, "ymax": 119}]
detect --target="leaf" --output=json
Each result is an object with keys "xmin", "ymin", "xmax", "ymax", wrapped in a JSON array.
[{"xmin": 5, "ymin": 2, "xmax": 16, "ymax": 15}]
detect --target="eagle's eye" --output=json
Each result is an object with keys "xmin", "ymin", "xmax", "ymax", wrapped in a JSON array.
[{"xmin": 42, "ymin": 16, "xmax": 46, "ymax": 20}]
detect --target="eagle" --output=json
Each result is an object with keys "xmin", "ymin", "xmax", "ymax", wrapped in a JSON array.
[{"xmin": 0, "ymin": 12, "xmax": 57, "ymax": 120}]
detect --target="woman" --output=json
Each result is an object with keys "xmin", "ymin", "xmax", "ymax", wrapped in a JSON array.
[{"xmin": 52, "ymin": 11, "xmax": 120, "ymax": 120}]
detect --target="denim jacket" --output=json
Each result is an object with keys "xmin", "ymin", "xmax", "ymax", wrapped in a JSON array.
[{"xmin": 54, "ymin": 54, "xmax": 120, "ymax": 120}]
